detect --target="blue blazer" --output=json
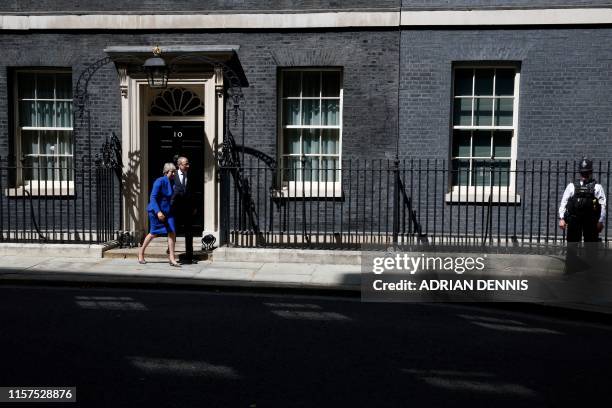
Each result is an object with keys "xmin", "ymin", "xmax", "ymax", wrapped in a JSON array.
[{"xmin": 147, "ymin": 176, "xmax": 174, "ymax": 215}]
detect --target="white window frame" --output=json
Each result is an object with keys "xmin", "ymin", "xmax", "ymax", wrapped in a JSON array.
[
  {"xmin": 277, "ymin": 68, "xmax": 343, "ymax": 198},
  {"xmin": 11, "ymin": 69, "xmax": 74, "ymax": 196},
  {"xmin": 447, "ymin": 65, "xmax": 521, "ymax": 203}
]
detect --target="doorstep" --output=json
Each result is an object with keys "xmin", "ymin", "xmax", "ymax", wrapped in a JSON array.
[{"xmin": 103, "ymin": 237, "xmax": 210, "ymax": 261}]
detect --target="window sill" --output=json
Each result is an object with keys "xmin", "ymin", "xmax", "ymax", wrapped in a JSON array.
[
  {"xmin": 5, "ymin": 184, "xmax": 75, "ymax": 197},
  {"xmin": 272, "ymin": 182, "xmax": 342, "ymax": 199},
  {"xmin": 445, "ymin": 189, "xmax": 521, "ymax": 204}
]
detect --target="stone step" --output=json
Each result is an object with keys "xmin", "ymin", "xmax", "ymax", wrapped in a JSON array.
[
  {"xmin": 146, "ymin": 237, "xmax": 198, "ymax": 247},
  {"xmin": 104, "ymin": 237, "xmax": 210, "ymax": 260},
  {"xmin": 104, "ymin": 247, "xmax": 211, "ymax": 260}
]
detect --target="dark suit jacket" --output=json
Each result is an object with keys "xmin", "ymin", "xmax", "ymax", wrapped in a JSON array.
[{"xmin": 171, "ymin": 171, "xmax": 194, "ymax": 213}]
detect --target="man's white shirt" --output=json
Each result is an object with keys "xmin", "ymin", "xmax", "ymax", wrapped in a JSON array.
[
  {"xmin": 558, "ymin": 180, "xmax": 606, "ymax": 223},
  {"xmin": 178, "ymin": 169, "xmax": 187, "ymax": 187}
]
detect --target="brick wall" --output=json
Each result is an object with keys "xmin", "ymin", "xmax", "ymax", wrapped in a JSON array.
[
  {"xmin": 0, "ymin": 30, "xmax": 398, "ymax": 158},
  {"xmin": 3, "ymin": 1, "xmax": 610, "ymax": 13},
  {"xmin": 399, "ymin": 28, "xmax": 612, "ymax": 161},
  {"xmin": 0, "ymin": 30, "xmax": 398, "ymax": 234},
  {"xmin": 0, "ymin": 1, "xmax": 399, "ymax": 13},
  {"xmin": 3, "ymin": 1, "xmax": 611, "ymax": 13},
  {"xmin": 1, "ymin": 27, "xmax": 611, "ymax": 240}
]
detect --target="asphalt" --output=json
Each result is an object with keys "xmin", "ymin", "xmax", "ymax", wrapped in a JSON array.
[{"xmin": 3, "ymin": 284, "xmax": 612, "ymax": 407}]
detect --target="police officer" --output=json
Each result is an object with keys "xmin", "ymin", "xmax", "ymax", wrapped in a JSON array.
[{"xmin": 558, "ymin": 158, "xmax": 606, "ymax": 242}]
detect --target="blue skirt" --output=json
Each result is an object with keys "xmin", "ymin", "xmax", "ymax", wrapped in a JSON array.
[{"xmin": 148, "ymin": 211, "xmax": 176, "ymax": 235}]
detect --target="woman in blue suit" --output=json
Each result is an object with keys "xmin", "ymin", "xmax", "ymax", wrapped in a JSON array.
[{"xmin": 138, "ymin": 162, "xmax": 180, "ymax": 266}]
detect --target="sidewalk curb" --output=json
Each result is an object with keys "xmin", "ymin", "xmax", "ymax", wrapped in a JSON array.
[{"xmin": 0, "ymin": 271, "xmax": 359, "ymax": 292}]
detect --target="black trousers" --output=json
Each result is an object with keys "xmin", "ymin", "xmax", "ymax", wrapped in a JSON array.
[
  {"xmin": 174, "ymin": 205, "xmax": 194, "ymax": 259},
  {"xmin": 566, "ymin": 217, "xmax": 599, "ymax": 242},
  {"xmin": 565, "ymin": 218, "xmax": 601, "ymax": 275}
]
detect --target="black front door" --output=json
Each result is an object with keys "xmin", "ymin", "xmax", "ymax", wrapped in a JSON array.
[{"xmin": 148, "ymin": 121, "xmax": 204, "ymax": 234}]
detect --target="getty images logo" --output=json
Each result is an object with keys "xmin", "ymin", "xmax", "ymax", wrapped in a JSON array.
[{"xmin": 372, "ymin": 252, "xmax": 487, "ymax": 275}]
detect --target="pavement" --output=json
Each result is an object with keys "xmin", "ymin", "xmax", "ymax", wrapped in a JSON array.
[
  {"xmin": 0, "ymin": 251, "xmax": 611, "ymax": 318},
  {"xmin": 0, "ymin": 255, "xmax": 361, "ymax": 291}
]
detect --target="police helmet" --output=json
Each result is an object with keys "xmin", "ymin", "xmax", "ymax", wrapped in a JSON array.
[{"xmin": 578, "ymin": 157, "xmax": 593, "ymax": 175}]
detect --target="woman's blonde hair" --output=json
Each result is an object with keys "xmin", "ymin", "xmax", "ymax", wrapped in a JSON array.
[{"xmin": 162, "ymin": 162, "xmax": 176, "ymax": 175}]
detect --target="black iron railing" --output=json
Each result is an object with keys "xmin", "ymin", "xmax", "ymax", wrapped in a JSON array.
[
  {"xmin": 0, "ymin": 156, "xmax": 120, "ymax": 244},
  {"xmin": 220, "ymin": 159, "xmax": 610, "ymax": 249}
]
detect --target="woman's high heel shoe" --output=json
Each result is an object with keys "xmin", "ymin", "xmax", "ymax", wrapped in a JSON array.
[{"xmin": 169, "ymin": 261, "xmax": 181, "ymax": 267}]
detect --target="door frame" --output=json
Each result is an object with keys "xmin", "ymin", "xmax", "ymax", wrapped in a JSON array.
[{"xmin": 120, "ymin": 72, "xmax": 222, "ymax": 243}]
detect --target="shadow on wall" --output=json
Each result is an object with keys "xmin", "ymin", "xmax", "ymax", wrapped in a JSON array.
[{"xmin": 122, "ymin": 150, "xmax": 142, "ymax": 240}]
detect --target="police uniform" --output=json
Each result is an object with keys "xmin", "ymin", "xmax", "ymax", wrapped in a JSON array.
[{"xmin": 558, "ymin": 159, "xmax": 607, "ymax": 242}]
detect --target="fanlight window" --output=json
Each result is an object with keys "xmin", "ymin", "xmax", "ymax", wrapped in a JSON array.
[{"xmin": 150, "ymin": 88, "xmax": 204, "ymax": 116}]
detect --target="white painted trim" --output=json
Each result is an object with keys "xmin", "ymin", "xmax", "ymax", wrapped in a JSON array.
[
  {"xmin": 122, "ymin": 76, "xmax": 218, "ymax": 242},
  {"xmin": 278, "ymin": 69, "xmax": 344, "ymax": 194},
  {"xmin": 0, "ymin": 12, "xmax": 399, "ymax": 30},
  {"xmin": 146, "ymin": 117, "xmax": 206, "ymax": 122},
  {"xmin": 400, "ymin": 8, "xmax": 612, "ymax": 26},
  {"xmin": 445, "ymin": 188, "xmax": 521, "ymax": 204},
  {"xmin": 450, "ymin": 66, "xmax": 520, "ymax": 196},
  {"xmin": 274, "ymin": 182, "xmax": 342, "ymax": 199},
  {"xmin": 4, "ymin": 182, "xmax": 75, "ymax": 197},
  {"xmin": 1, "ymin": 8, "xmax": 612, "ymax": 30},
  {"xmin": 143, "ymin": 79, "xmax": 217, "ymax": 241},
  {"xmin": 13, "ymin": 70, "xmax": 75, "ymax": 187},
  {"xmin": 118, "ymin": 73, "xmax": 217, "ymax": 241}
]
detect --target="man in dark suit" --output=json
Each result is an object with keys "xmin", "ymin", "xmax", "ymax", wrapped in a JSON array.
[{"xmin": 172, "ymin": 156, "xmax": 197, "ymax": 264}]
